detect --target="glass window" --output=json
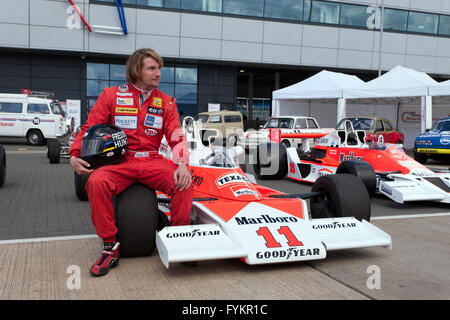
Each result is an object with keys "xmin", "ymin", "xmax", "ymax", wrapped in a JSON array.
[
  {"xmin": 197, "ymin": 114, "xmax": 209, "ymax": 123},
  {"xmin": 161, "ymin": 66, "xmax": 175, "ymax": 83},
  {"xmin": 439, "ymin": 15, "xmax": 450, "ymax": 35},
  {"xmin": 294, "ymin": 118, "xmax": 307, "ymax": 129},
  {"xmin": 209, "ymin": 115, "xmax": 222, "ymax": 123},
  {"xmin": 340, "ymin": 3, "xmax": 370, "ymax": 28},
  {"xmin": 137, "ymin": 0, "xmax": 162, "ymax": 7},
  {"xmin": 375, "ymin": 120, "xmax": 384, "ymax": 131},
  {"xmin": 303, "ymin": 0, "xmax": 311, "ymax": 21},
  {"xmin": 176, "ymin": 67, "xmax": 197, "ymax": 84},
  {"xmin": 158, "ymin": 82, "xmax": 175, "ymax": 97},
  {"xmin": 383, "ymin": 8, "xmax": 408, "ymax": 31},
  {"xmin": 384, "ymin": 121, "xmax": 393, "ymax": 131},
  {"xmin": 175, "ymin": 84, "xmax": 197, "ymax": 102},
  {"xmin": 27, "ymin": 104, "xmax": 50, "ymax": 114},
  {"xmin": 110, "ymin": 64, "xmax": 126, "ymax": 81},
  {"xmin": 0, "ymin": 102, "xmax": 22, "ymax": 113},
  {"xmin": 307, "ymin": 118, "xmax": 318, "ymax": 128},
  {"xmin": 223, "ymin": 0, "xmax": 264, "ymax": 17},
  {"xmin": 50, "ymin": 102, "xmax": 65, "ymax": 115},
  {"xmin": 224, "ymin": 115, "xmax": 241, "ymax": 122},
  {"xmin": 407, "ymin": 11, "xmax": 439, "ymax": 34},
  {"xmin": 182, "ymin": 0, "xmax": 222, "ymax": 13},
  {"xmin": 87, "ymin": 80, "xmax": 109, "ymax": 97},
  {"xmin": 310, "ymin": 0, "xmax": 340, "ymax": 24},
  {"xmin": 87, "ymin": 63, "xmax": 109, "ymax": 80},
  {"xmin": 264, "ymin": 0, "xmax": 303, "ymax": 21},
  {"xmin": 165, "ymin": 0, "xmax": 180, "ymax": 9}
]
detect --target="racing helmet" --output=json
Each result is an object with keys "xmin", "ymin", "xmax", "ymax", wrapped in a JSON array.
[{"xmin": 81, "ymin": 124, "xmax": 128, "ymax": 169}]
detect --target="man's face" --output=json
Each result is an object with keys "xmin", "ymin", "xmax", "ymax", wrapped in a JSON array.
[{"xmin": 138, "ymin": 57, "xmax": 161, "ymax": 89}]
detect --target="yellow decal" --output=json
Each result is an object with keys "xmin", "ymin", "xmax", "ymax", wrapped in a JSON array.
[
  {"xmin": 115, "ymin": 107, "xmax": 138, "ymax": 114},
  {"xmin": 153, "ymin": 97, "xmax": 162, "ymax": 107}
]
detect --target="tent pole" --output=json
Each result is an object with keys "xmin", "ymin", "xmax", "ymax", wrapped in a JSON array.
[
  {"xmin": 337, "ymin": 98, "xmax": 346, "ymax": 123},
  {"xmin": 421, "ymin": 96, "xmax": 432, "ymax": 132}
]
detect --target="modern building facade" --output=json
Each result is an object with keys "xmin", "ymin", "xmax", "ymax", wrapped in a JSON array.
[{"xmin": 1, "ymin": 0, "xmax": 450, "ymax": 130}]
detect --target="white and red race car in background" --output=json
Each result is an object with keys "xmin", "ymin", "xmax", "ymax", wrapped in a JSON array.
[{"xmin": 254, "ymin": 120, "xmax": 450, "ymax": 204}]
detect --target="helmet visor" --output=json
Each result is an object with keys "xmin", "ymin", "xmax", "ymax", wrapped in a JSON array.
[{"xmin": 81, "ymin": 137, "xmax": 105, "ymax": 158}]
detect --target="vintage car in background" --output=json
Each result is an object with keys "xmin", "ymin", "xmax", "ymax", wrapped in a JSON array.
[
  {"xmin": 414, "ymin": 116, "xmax": 450, "ymax": 164},
  {"xmin": 336, "ymin": 116, "xmax": 404, "ymax": 145},
  {"xmin": 242, "ymin": 116, "xmax": 328, "ymax": 150}
]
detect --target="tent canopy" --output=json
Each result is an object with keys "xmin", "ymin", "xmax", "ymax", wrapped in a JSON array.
[
  {"xmin": 429, "ymin": 79, "xmax": 450, "ymax": 97},
  {"xmin": 272, "ymin": 70, "xmax": 365, "ymax": 100},
  {"xmin": 344, "ymin": 65, "xmax": 438, "ymax": 99}
]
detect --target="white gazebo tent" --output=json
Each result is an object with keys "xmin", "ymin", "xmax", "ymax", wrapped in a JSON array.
[
  {"xmin": 272, "ymin": 70, "xmax": 366, "ymax": 123},
  {"xmin": 429, "ymin": 79, "xmax": 450, "ymax": 97},
  {"xmin": 344, "ymin": 65, "xmax": 439, "ymax": 133}
]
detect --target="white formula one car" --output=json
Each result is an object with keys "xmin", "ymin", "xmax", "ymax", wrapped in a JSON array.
[
  {"xmin": 152, "ymin": 117, "xmax": 392, "ymax": 267},
  {"xmin": 254, "ymin": 120, "xmax": 450, "ymax": 204}
]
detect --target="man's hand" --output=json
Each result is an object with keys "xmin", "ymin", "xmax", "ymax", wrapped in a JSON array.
[
  {"xmin": 70, "ymin": 156, "xmax": 94, "ymax": 175},
  {"xmin": 173, "ymin": 163, "xmax": 191, "ymax": 191}
]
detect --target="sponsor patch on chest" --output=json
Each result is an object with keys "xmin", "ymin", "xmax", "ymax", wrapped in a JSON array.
[
  {"xmin": 114, "ymin": 116, "xmax": 138, "ymax": 129},
  {"xmin": 148, "ymin": 107, "xmax": 164, "ymax": 115},
  {"xmin": 144, "ymin": 114, "xmax": 163, "ymax": 129},
  {"xmin": 117, "ymin": 97, "xmax": 134, "ymax": 106},
  {"xmin": 115, "ymin": 107, "xmax": 138, "ymax": 114}
]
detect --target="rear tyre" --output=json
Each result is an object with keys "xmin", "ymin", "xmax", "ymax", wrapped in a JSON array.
[
  {"xmin": 47, "ymin": 139, "xmax": 61, "ymax": 164},
  {"xmin": 74, "ymin": 172, "xmax": 89, "ymax": 201},
  {"xmin": 253, "ymin": 142, "xmax": 288, "ymax": 180},
  {"xmin": 310, "ymin": 174, "xmax": 371, "ymax": 222},
  {"xmin": 336, "ymin": 160, "xmax": 376, "ymax": 194},
  {"xmin": 0, "ymin": 145, "xmax": 6, "ymax": 187},
  {"xmin": 114, "ymin": 184, "xmax": 159, "ymax": 257}
]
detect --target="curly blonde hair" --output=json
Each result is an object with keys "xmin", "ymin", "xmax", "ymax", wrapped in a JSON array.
[{"xmin": 126, "ymin": 48, "xmax": 164, "ymax": 83}]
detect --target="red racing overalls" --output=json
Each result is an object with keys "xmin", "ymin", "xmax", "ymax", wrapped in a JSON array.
[{"xmin": 69, "ymin": 83, "xmax": 193, "ymax": 242}]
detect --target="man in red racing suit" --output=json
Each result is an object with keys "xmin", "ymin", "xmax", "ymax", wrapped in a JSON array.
[{"xmin": 69, "ymin": 48, "xmax": 193, "ymax": 276}]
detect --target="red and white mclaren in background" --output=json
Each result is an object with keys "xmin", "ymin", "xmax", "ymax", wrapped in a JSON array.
[{"xmin": 254, "ymin": 120, "xmax": 450, "ymax": 204}]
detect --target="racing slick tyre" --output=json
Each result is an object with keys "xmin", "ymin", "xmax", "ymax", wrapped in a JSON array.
[
  {"xmin": 0, "ymin": 145, "xmax": 5, "ymax": 187},
  {"xmin": 114, "ymin": 183, "xmax": 159, "ymax": 257},
  {"xmin": 310, "ymin": 174, "xmax": 371, "ymax": 222},
  {"xmin": 74, "ymin": 172, "xmax": 89, "ymax": 201},
  {"xmin": 47, "ymin": 139, "xmax": 61, "ymax": 164},
  {"xmin": 336, "ymin": 160, "xmax": 376, "ymax": 195},
  {"xmin": 413, "ymin": 151, "xmax": 427, "ymax": 164},
  {"xmin": 253, "ymin": 142, "xmax": 288, "ymax": 180}
]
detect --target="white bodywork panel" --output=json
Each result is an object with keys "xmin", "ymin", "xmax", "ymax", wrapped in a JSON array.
[{"xmin": 156, "ymin": 202, "xmax": 392, "ymax": 267}]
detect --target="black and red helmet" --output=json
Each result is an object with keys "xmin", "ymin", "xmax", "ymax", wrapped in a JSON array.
[{"xmin": 81, "ymin": 124, "xmax": 128, "ymax": 169}]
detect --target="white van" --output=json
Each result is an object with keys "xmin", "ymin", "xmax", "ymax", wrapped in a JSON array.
[{"xmin": 0, "ymin": 92, "xmax": 70, "ymax": 145}]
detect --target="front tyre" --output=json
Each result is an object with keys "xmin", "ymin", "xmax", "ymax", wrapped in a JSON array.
[
  {"xmin": 47, "ymin": 139, "xmax": 61, "ymax": 164},
  {"xmin": 310, "ymin": 174, "xmax": 371, "ymax": 222},
  {"xmin": 114, "ymin": 184, "xmax": 160, "ymax": 257}
]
